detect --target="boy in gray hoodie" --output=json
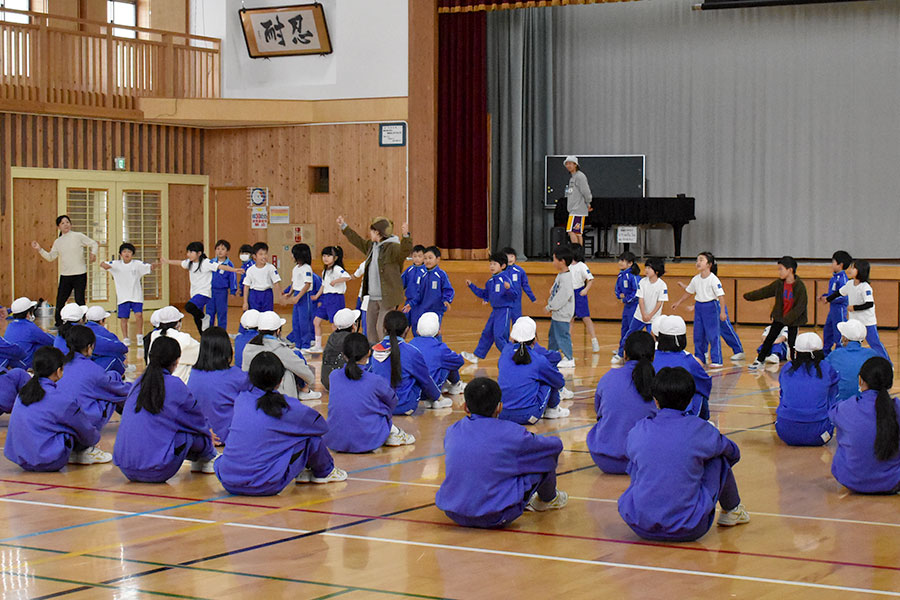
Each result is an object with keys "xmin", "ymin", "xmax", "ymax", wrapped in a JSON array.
[{"xmin": 546, "ymin": 245, "xmax": 576, "ymax": 368}]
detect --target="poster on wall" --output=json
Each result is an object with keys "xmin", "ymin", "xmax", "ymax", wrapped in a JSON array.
[
  {"xmin": 239, "ymin": 4, "xmax": 333, "ymax": 58},
  {"xmin": 270, "ymin": 206, "xmax": 290, "ymax": 224},
  {"xmin": 251, "ymin": 206, "xmax": 269, "ymax": 229}
]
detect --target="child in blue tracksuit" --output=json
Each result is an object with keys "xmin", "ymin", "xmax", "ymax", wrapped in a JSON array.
[
  {"xmin": 215, "ymin": 351, "xmax": 346, "ymax": 495},
  {"xmin": 369, "ymin": 310, "xmax": 442, "ymax": 415},
  {"xmin": 188, "ymin": 327, "xmax": 252, "ymax": 445},
  {"xmin": 207, "ymin": 239, "xmax": 238, "ymax": 330},
  {"xmin": 826, "ymin": 319, "xmax": 879, "ymax": 401},
  {"xmin": 113, "ymin": 336, "xmax": 218, "ymax": 483},
  {"xmin": 57, "ymin": 326, "xmax": 131, "ymax": 431},
  {"xmin": 502, "ymin": 247, "xmax": 536, "ymax": 322},
  {"xmin": 408, "ymin": 312, "xmax": 465, "ymax": 398},
  {"xmin": 461, "ymin": 252, "xmax": 517, "ymax": 363},
  {"xmin": 407, "ymin": 246, "xmax": 454, "ymax": 334},
  {"xmin": 709, "ymin": 260, "xmax": 744, "ymax": 361},
  {"xmin": 401, "ymin": 245, "xmax": 427, "ymax": 315},
  {"xmin": 0, "ymin": 366, "xmax": 30, "ymax": 415},
  {"xmin": 819, "ymin": 251, "xmax": 851, "ymax": 356},
  {"xmin": 236, "ymin": 244, "xmax": 254, "ymax": 334},
  {"xmin": 0, "ymin": 333, "xmax": 28, "ymax": 371},
  {"xmin": 652, "ymin": 316, "xmax": 712, "ymax": 420},
  {"xmin": 283, "ymin": 243, "xmax": 315, "ymax": 350},
  {"xmin": 497, "ymin": 318, "xmax": 568, "ymax": 425},
  {"xmin": 671, "ymin": 252, "xmax": 729, "ymax": 367},
  {"xmin": 233, "ymin": 310, "xmax": 259, "ymax": 369},
  {"xmin": 830, "ymin": 356, "xmax": 900, "ymax": 494},
  {"xmin": 164, "ymin": 241, "xmax": 243, "ymax": 334},
  {"xmin": 436, "ymin": 377, "xmax": 567, "ymax": 528},
  {"xmin": 618, "ymin": 367, "xmax": 749, "ymax": 541},
  {"xmin": 587, "ymin": 331, "xmax": 658, "ymax": 474},
  {"xmin": 614, "ymin": 251, "xmax": 641, "ymax": 357},
  {"xmin": 5, "ymin": 297, "xmax": 54, "ymax": 369},
  {"xmin": 776, "ymin": 333, "xmax": 839, "ymax": 446},
  {"xmin": 85, "ymin": 307, "xmax": 129, "ymax": 376},
  {"xmin": 4, "ymin": 347, "xmax": 111, "ymax": 471},
  {"xmin": 325, "ymin": 333, "xmax": 415, "ymax": 452}
]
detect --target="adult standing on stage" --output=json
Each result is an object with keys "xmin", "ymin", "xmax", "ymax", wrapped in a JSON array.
[
  {"xmin": 564, "ymin": 155, "xmax": 592, "ymax": 246},
  {"xmin": 31, "ymin": 215, "xmax": 98, "ymax": 327},
  {"xmin": 337, "ymin": 215, "xmax": 412, "ymax": 345}
]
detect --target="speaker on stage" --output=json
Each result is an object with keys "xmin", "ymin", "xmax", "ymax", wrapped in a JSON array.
[{"xmin": 550, "ymin": 227, "xmax": 567, "ymax": 256}]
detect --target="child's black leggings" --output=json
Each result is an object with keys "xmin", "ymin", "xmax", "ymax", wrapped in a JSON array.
[
  {"xmin": 184, "ymin": 301, "xmax": 204, "ymax": 334},
  {"xmin": 756, "ymin": 321, "xmax": 798, "ymax": 362}
]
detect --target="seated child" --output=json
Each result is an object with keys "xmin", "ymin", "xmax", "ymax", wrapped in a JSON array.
[
  {"xmin": 54, "ymin": 303, "xmax": 87, "ymax": 353},
  {"xmin": 497, "ymin": 317, "xmax": 568, "ymax": 424},
  {"xmin": 188, "ymin": 327, "xmax": 252, "ymax": 445},
  {"xmin": 651, "ymin": 316, "xmax": 712, "ymax": 420},
  {"xmin": 0, "ymin": 333, "xmax": 28, "ymax": 371},
  {"xmin": 369, "ymin": 310, "xmax": 443, "ymax": 415},
  {"xmin": 242, "ymin": 311, "xmax": 321, "ymax": 401},
  {"xmin": 617, "ymin": 367, "xmax": 749, "ymax": 542},
  {"xmin": 233, "ymin": 309, "xmax": 260, "ymax": 369},
  {"xmin": 215, "ymin": 351, "xmax": 347, "ymax": 495},
  {"xmin": 321, "ymin": 308, "xmax": 360, "ymax": 391},
  {"xmin": 85, "ymin": 306, "xmax": 130, "ymax": 376},
  {"xmin": 324, "ymin": 333, "xmax": 415, "ymax": 452},
  {"xmin": 435, "ymin": 377, "xmax": 567, "ymax": 528},
  {"xmin": 5, "ymin": 297, "xmax": 54, "ymax": 368},
  {"xmin": 758, "ymin": 325, "xmax": 790, "ymax": 364},
  {"xmin": 0, "ymin": 364, "xmax": 30, "ymax": 415},
  {"xmin": 776, "ymin": 332, "xmax": 839, "ymax": 446},
  {"xmin": 826, "ymin": 318, "xmax": 879, "ymax": 402},
  {"xmin": 113, "ymin": 336, "xmax": 217, "ymax": 483},
  {"xmin": 148, "ymin": 306, "xmax": 200, "ymax": 383},
  {"xmin": 408, "ymin": 312, "xmax": 465, "ymax": 401},
  {"xmin": 829, "ymin": 356, "xmax": 900, "ymax": 494},
  {"xmin": 587, "ymin": 330, "xmax": 657, "ymax": 474},
  {"xmin": 4, "ymin": 347, "xmax": 112, "ymax": 471}
]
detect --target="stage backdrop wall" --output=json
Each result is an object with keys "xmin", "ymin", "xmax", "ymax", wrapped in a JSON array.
[{"xmin": 490, "ymin": 0, "xmax": 900, "ymax": 258}]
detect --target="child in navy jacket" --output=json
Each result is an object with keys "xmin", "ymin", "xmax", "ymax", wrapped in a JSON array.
[
  {"xmin": 818, "ymin": 251, "xmax": 851, "ymax": 356},
  {"xmin": 618, "ymin": 367, "xmax": 749, "ymax": 542},
  {"xmin": 5, "ymin": 297, "xmax": 54, "ymax": 368},
  {"xmin": 0, "ymin": 366, "xmax": 30, "ymax": 415},
  {"xmin": 407, "ymin": 246, "xmax": 454, "ymax": 334},
  {"xmin": 461, "ymin": 252, "xmax": 517, "ymax": 363},
  {"xmin": 408, "ymin": 312, "xmax": 465, "ymax": 400},
  {"xmin": 207, "ymin": 239, "xmax": 238, "ymax": 330},
  {"xmin": 614, "ymin": 252, "xmax": 641, "ymax": 359},
  {"xmin": 501, "ymin": 247, "xmax": 536, "ymax": 322},
  {"xmin": 776, "ymin": 333, "xmax": 839, "ymax": 446},
  {"xmin": 435, "ymin": 377, "xmax": 567, "ymax": 528},
  {"xmin": 0, "ymin": 333, "xmax": 28, "ymax": 371},
  {"xmin": 401, "ymin": 245, "xmax": 427, "ymax": 314}
]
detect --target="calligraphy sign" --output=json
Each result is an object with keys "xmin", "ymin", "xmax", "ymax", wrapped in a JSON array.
[{"xmin": 239, "ymin": 3, "xmax": 333, "ymax": 58}]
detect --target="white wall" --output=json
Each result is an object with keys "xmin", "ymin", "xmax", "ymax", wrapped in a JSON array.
[{"xmin": 191, "ymin": 0, "xmax": 408, "ymax": 100}]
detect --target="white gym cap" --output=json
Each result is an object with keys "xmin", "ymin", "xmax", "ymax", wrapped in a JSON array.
[
  {"xmin": 257, "ymin": 311, "xmax": 286, "ymax": 331},
  {"xmin": 656, "ymin": 315, "xmax": 687, "ymax": 337},
  {"xmin": 510, "ymin": 317, "xmax": 537, "ymax": 343},
  {"xmin": 794, "ymin": 332, "xmax": 823, "ymax": 354},
  {"xmin": 156, "ymin": 306, "xmax": 185, "ymax": 325},
  {"xmin": 85, "ymin": 306, "xmax": 111, "ymax": 322},
  {"xmin": 10, "ymin": 297, "xmax": 37, "ymax": 314},
  {"xmin": 60, "ymin": 304, "xmax": 88, "ymax": 323},
  {"xmin": 240, "ymin": 309, "xmax": 261, "ymax": 330},
  {"xmin": 837, "ymin": 318, "xmax": 867, "ymax": 342},
  {"xmin": 334, "ymin": 308, "xmax": 361, "ymax": 330},
  {"xmin": 416, "ymin": 312, "xmax": 440, "ymax": 338}
]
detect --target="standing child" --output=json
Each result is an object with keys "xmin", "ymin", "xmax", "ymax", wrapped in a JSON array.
[
  {"xmin": 460, "ymin": 252, "xmax": 516, "ymax": 364},
  {"xmin": 233, "ymin": 309, "xmax": 260, "ymax": 370},
  {"xmin": 613, "ymin": 251, "xmax": 641, "ymax": 363},
  {"xmin": 236, "ymin": 244, "xmax": 254, "ymax": 333},
  {"xmin": 818, "ymin": 251, "xmax": 851, "ymax": 356},
  {"xmin": 827, "ymin": 259, "xmax": 889, "ymax": 361},
  {"xmin": 776, "ymin": 333, "xmax": 839, "ymax": 446},
  {"xmin": 744, "ymin": 256, "xmax": 807, "ymax": 369},
  {"xmin": 85, "ymin": 306, "xmax": 129, "ymax": 376},
  {"xmin": 614, "ymin": 258, "xmax": 668, "ymax": 365},
  {"xmin": 215, "ymin": 351, "xmax": 347, "ymax": 495},
  {"xmin": 671, "ymin": 252, "xmax": 728, "ymax": 368},
  {"xmin": 310, "ymin": 246, "xmax": 351, "ymax": 351},
  {"xmin": 652, "ymin": 316, "xmax": 713, "ymax": 420},
  {"xmin": 207, "ymin": 240, "xmax": 238, "ymax": 331},
  {"xmin": 324, "ymin": 333, "xmax": 416, "ymax": 452},
  {"xmin": 401, "ymin": 245, "xmax": 427, "ymax": 316},
  {"xmin": 569, "ymin": 244, "xmax": 599, "ymax": 353},
  {"xmin": 101, "ymin": 242, "xmax": 153, "ymax": 346},
  {"xmin": 829, "ymin": 356, "xmax": 900, "ymax": 494},
  {"xmin": 501, "ymin": 247, "xmax": 536, "ymax": 323},
  {"xmin": 282, "ymin": 243, "xmax": 315, "ymax": 351},
  {"xmin": 826, "ymin": 319, "xmax": 879, "ymax": 401},
  {"xmin": 407, "ymin": 246, "xmax": 454, "ymax": 334},
  {"xmin": 545, "ymin": 245, "xmax": 576, "ymax": 369},
  {"xmin": 435, "ymin": 377, "xmax": 567, "ymax": 528},
  {"xmin": 241, "ymin": 242, "xmax": 281, "ymax": 314},
  {"xmin": 5, "ymin": 297, "xmax": 54, "ymax": 369},
  {"xmin": 409, "ymin": 312, "xmax": 465, "ymax": 399},
  {"xmin": 710, "ymin": 259, "xmax": 745, "ymax": 361},
  {"xmin": 320, "ymin": 308, "xmax": 360, "ymax": 391},
  {"xmin": 617, "ymin": 367, "xmax": 749, "ymax": 542},
  {"xmin": 164, "ymin": 242, "xmax": 242, "ymax": 334}
]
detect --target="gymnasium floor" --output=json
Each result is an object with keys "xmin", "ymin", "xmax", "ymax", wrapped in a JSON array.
[{"xmin": 1, "ymin": 313, "xmax": 899, "ymax": 599}]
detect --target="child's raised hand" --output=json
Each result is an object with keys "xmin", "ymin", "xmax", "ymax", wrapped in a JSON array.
[
  {"xmin": 817, "ymin": 296, "xmax": 827, "ymax": 304},
  {"xmin": 443, "ymin": 301, "xmax": 451, "ymax": 311},
  {"xmin": 30, "ymin": 240, "xmax": 40, "ymax": 251},
  {"xmin": 401, "ymin": 304, "xmax": 411, "ymax": 313},
  {"xmin": 336, "ymin": 215, "xmax": 346, "ymax": 227},
  {"xmin": 466, "ymin": 279, "xmax": 473, "ymax": 286}
]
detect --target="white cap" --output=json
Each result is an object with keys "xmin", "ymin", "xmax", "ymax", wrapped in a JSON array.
[
  {"xmin": 85, "ymin": 306, "xmax": 111, "ymax": 322},
  {"xmin": 10, "ymin": 297, "xmax": 37, "ymax": 314},
  {"xmin": 334, "ymin": 308, "xmax": 361, "ymax": 330},
  {"xmin": 564, "ymin": 155, "xmax": 579, "ymax": 166},
  {"xmin": 510, "ymin": 317, "xmax": 537, "ymax": 343},
  {"xmin": 794, "ymin": 332, "xmax": 823, "ymax": 353},
  {"xmin": 150, "ymin": 309, "xmax": 163, "ymax": 328},
  {"xmin": 240, "ymin": 309, "xmax": 261, "ymax": 330},
  {"xmin": 837, "ymin": 318, "xmax": 867, "ymax": 342},
  {"xmin": 156, "ymin": 305, "xmax": 185, "ymax": 324},
  {"xmin": 416, "ymin": 312, "xmax": 441, "ymax": 337},
  {"xmin": 656, "ymin": 315, "xmax": 687, "ymax": 337},
  {"xmin": 60, "ymin": 304, "xmax": 88, "ymax": 323},
  {"xmin": 257, "ymin": 311, "xmax": 286, "ymax": 331}
]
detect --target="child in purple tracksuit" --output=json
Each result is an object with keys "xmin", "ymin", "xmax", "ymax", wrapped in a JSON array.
[
  {"xmin": 5, "ymin": 297, "xmax": 54, "ymax": 369},
  {"xmin": 461, "ymin": 252, "xmax": 517, "ymax": 363},
  {"xmin": 618, "ymin": 367, "xmax": 749, "ymax": 542},
  {"xmin": 408, "ymin": 312, "xmax": 465, "ymax": 397},
  {"xmin": 652, "ymin": 316, "xmax": 712, "ymax": 420},
  {"xmin": 0, "ymin": 365, "xmax": 30, "ymax": 415},
  {"xmin": 776, "ymin": 332, "xmax": 839, "ymax": 446},
  {"xmin": 0, "ymin": 333, "xmax": 28, "ymax": 371},
  {"xmin": 407, "ymin": 246, "xmax": 454, "ymax": 334},
  {"xmin": 435, "ymin": 377, "xmax": 567, "ymax": 528}
]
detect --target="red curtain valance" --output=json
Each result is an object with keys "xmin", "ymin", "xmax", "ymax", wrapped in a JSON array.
[{"xmin": 438, "ymin": 0, "xmax": 640, "ymax": 13}]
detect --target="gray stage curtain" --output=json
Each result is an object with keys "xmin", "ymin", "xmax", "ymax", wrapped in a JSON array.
[{"xmin": 491, "ymin": 0, "xmax": 900, "ymax": 258}]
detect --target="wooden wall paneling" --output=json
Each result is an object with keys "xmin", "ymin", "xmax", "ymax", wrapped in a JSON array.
[
  {"xmin": 13, "ymin": 178, "xmax": 60, "ymax": 302},
  {"xmin": 814, "ymin": 280, "xmax": 829, "ymax": 326},
  {"xmin": 871, "ymin": 280, "xmax": 899, "ymax": 329},
  {"xmin": 167, "ymin": 184, "xmax": 205, "ymax": 304},
  {"xmin": 735, "ymin": 278, "xmax": 778, "ymax": 325},
  {"xmin": 664, "ymin": 275, "xmax": 694, "ymax": 324}
]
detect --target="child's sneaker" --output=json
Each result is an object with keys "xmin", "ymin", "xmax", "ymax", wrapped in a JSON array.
[
  {"xmin": 526, "ymin": 490, "xmax": 568, "ymax": 512},
  {"xmin": 201, "ymin": 314, "xmax": 211, "ymax": 331},
  {"xmin": 708, "ymin": 363, "xmax": 724, "ymax": 368},
  {"xmin": 136, "ymin": 336, "xmax": 144, "ymax": 347},
  {"xmin": 122, "ymin": 337, "xmax": 131, "ymax": 346},
  {"xmin": 384, "ymin": 428, "xmax": 416, "ymax": 446},
  {"xmin": 717, "ymin": 503, "xmax": 750, "ymax": 526},
  {"xmin": 591, "ymin": 338, "xmax": 600, "ymax": 353},
  {"xmin": 764, "ymin": 354, "xmax": 780, "ymax": 364},
  {"xmin": 125, "ymin": 364, "xmax": 137, "ymax": 373},
  {"xmin": 190, "ymin": 453, "xmax": 219, "ymax": 474},
  {"xmin": 295, "ymin": 468, "xmax": 312, "ymax": 483},
  {"xmin": 610, "ymin": 354, "xmax": 624, "ymax": 365},
  {"xmin": 461, "ymin": 352, "xmax": 479, "ymax": 364},
  {"xmin": 557, "ymin": 358, "xmax": 575, "ymax": 369},
  {"xmin": 69, "ymin": 446, "xmax": 112, "ymax": 465},
  {"xmin": 298, "ymin": 389, "xmax": 322, "ymax": 401},
  {"xmin": 730, "ymin": 352, "xmax": 745, "ymax": 361},
  {"xmin": 543, "ymin": 406, "xmax": 570, "ymax": 419},
  {"xmin": 307, "ymin": 345, "xmax": 324, "ymax": 354},
  {"xmin": 559, "ymin": 386, "xmax": 574, "ymax": 400},
  {"xmin": 748, "ymin": 360, "xmax": 764, "ymax": 370},
  {"xmin": 446, "ymin": 380, "xmax": 466, "ymax": 395},
  {"xmin": 311, "ymin": 467, "xmax": 348, "ymax": 484},
  {"xmin": 429, "ymin": 397, "xmax": 453, "ymax": 409}
]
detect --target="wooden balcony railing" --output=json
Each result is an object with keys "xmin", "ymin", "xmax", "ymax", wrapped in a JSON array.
[{"xmin": 0, "ymin": 8, "xmax": 219, "ymax": 117}]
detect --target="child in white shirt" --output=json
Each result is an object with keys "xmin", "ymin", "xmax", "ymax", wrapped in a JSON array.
[
  {"xmin": 241, "ymin": 242, "xmax": 281, "ymax": 313},
  {"xmin": 310, "ymin": 246, "xmax": 351, "ymax": 351},
  {"xmin": 614, "ymin": 257, "xmax": 667, "ymax": 364},
  {"xmin": 101, "ymin": 242, "xmax": 154, "ymax": 346}
]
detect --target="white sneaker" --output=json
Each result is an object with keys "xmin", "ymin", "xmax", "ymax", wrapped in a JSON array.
[
  {"xmin": 559, "ymin": 386, "xmax": 575, "ymax": 400},
  {"xmin": 526, "ymin": 490, "xmax": 568, "ymax": 512},
  {"xmin": 730, "ymin": 353, "xmax": 745, "ymax": 361},
  {"xmin": 136, "ymin": 336, "xmax": 144, "ymax": 347},
  {"xmin": 295, "ymin": 468, "xmax": 312, "ymax": 483},
  {"xmin": 298, "ymin": 389, "xmax": 322, "ymax": 400},
  {"xmin": 421, "ymin": 400, "xmax": 434, "ymax": 409},
  {"xmin": 610, "ymin": 354, "xmax": 624, "ymax": 365},
  {"xmin": 748, "ymin": 360, "xmax": 764, "ymax": 370},
  {"xmin": 307, "ymin": 345, "xmax": 324, "ymax": 354},
  {"xmin": 591, "ymin": 339, "xmax": 600, "ymax": 353},
  {"xmin": 384, "ymin": 428, "xmax": 416, "ymax": 446},
  {"xmin": 201, "ymin": 314, "xmax": 211, "ymax": 331},
  {"xmin": 708, "ymin": 363, "xmax": 724, "ymax": 368},
  {"xmin": 122, "ymin": 337, "xmax": 131, "ymax": 346},
  {"xmin": 446, "ymin": 380, "xmax": 466, "ymax": 395},
  {"xmin": 461, "ymin": 352, "xmax": 479, "ymax": 364},
  {"xmin": 125, "ymin": 364, "xmax": 137, "ymax": 373},
  {"xmin": 300, "ymin": 347, "xmax": 313, "ymax": 355},
  {"xmin": 543, "ymin": 406, "xmax": 570, "ymax": 419},
  {"xmin": 190, "ymin": 453, "xmax": 218, "ymax": 474},
  {"xmin": 765, "ymin": 354, "xmax": 781, "ymax": 364},
  {"xmin": 311, "ymin": 467, "xmax": 348, "ymax": 484},
  {"xmin": 69, "ymin": 446, "xmax": 112, "ymax": 465},
  {"xmin": 717, "ymin": 503, "xmax": 750, "ymax": 526},
  {"xmin": 557, "ymin": 358, "xmax": 575, "ymax": 369},
  {"xmin": 428, "ymin": 397, "xmax": 453, "ymax": 409}
]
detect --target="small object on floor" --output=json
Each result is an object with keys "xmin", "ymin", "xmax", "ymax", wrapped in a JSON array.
[
  {"xmin": 526, "ymin": 490, "xmax": 568, "ymax": 512},
  {"xmin": 190, "ymin": 454, "xmax": 219, "ymax": 474},
  {"xmin": 446, "ymin": 380, "xmax": 466, "ymax": 395},
  {"xmin": 557, "ymin": 358, "xmax": 575, "ymax": 369},
  {"xmin": 730, "ymin": 352, "xmax": 745, "ymax": 361},
  {"xmin": 717, "ymin": 503, "xmax": 750, "ymax": 526},
  {"xmin": 461, "ymin": 351, "xmax": 479, "ymax": 364},
  {"xmin": 543, "ymin": 406, "xmax": 570, "ymax": 419},
  {"xmin": 68, "ymin": 446, "xmax": 112, "ymax": 465},
  {"xmin": 559, "ymin": 386, "xmax": 575, "ymax": 400}
]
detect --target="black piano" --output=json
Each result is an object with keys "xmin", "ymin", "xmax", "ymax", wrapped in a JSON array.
[{"xmin": 554, "ymin": 196, "xmax": 695, "ymax": 257}]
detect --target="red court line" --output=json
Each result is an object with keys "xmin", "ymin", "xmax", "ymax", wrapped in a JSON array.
[{"xmin": 3, "ymin": 477, "xmax": 900, "ymax": 574}]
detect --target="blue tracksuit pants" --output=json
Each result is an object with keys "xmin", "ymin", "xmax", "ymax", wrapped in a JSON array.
[
  {"xmin": 474, "ymin": 308, "xmax": 511, "ymax": 359},
  {"xmin": 207, "ymin": 287, "xmax": 230, "ymax": 329},
  {"xmin": 693, "ymin": 300, "xmax": 722, "ymax": 365},
  {"xmin": 822, "ymin": 303, "xmax": 847, "ymax": 356}
]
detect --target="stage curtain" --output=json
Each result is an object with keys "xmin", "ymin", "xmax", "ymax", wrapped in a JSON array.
[
  {"xmin": 437, "ymin": 11, "xmax": 489, "ymax": 250},
  {"xmin": 439, "ymin": 0, "xmax": 640, "ymax": 13}
]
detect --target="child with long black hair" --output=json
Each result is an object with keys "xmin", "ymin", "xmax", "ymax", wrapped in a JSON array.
[
  {"xmin": 163, "ymin": 241, "xmax": 242, "ymax": 334},
  {"xmin": 776, "ymin": 332, "xmax": 839, "ymax": 446},
  {"xmin": 310, "ymin": 246, "xmax": 351, "ymax": 352},
  {"xmin": 282, "ymin": 243, "xmax": 316, "ymax": 351},
  {"xmin": 370, "ymin": 310, "xmax": 442, "ymax": 415},
  {"xmin": 4, "ymin": 346, "xmax": 112, "ymax": 470},
  {"xmin": 587, "ymin": 330, "xmax": 658, "ymax": 474},
  {"xmin": 113, "ymin": 336, "xmax": 218, "ymax": 482},
  {"xmin": 324, "ymin": 333, "xmax": 415, "ymax": 452},
  {"xmin": 614, "ymin": 257, "xmax": 667, "ymax": 365},
  {"xmin": 830, "ymin": 356, "xmax": 900, "ymax": 494},
  {"xmin": 215, "ymin": 351, "xmax": 347, "ymax": 495},
  {"xmin": 188, "ymin": 327, "xmax": 252, "ymax": 445},
  {"xmin": 54, "ymin": 303, "xmax": 87, "ymax": 353}
]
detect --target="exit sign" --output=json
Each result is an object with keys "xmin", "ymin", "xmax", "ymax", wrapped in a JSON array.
[{"xmin": 114, "ymin": 156, "xmax": 127, "ymax": 171}]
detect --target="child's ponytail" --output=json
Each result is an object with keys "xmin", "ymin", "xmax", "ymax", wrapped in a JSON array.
[
  {"xmin": 624, "ymin": 330, "xmax": 656, "ymax": 402},
  {"xmin": 20, "ymin": 347, "xmax": 64, "ymax": 406},
  {"xmin": 137, "ymin": 336, "xmax": 181, "ymax": 415},
  {"xmin": 342, "ymin": 333, "xmax": 371, "ymax": 381},
  {"xmin": 248, "ymin": 351, "xmax": 289, "ymax": 418},
  {"xmin": 512, "ymin": 341, "xmax": 532, "ymax": 365},
  {"xmin": 860, "ymin": 357, "xmax": 900, "ymax": 461},
  {"xmin": 63, "ymin": 325, "xmax": 96, "ymax": 364},
  {"xmin": 186, "ymin": 241, "xmax": 207, "ymax": 273},
  {"xmin": 383, "ymin": 311, "xmax": 408, "ymax": 387}
]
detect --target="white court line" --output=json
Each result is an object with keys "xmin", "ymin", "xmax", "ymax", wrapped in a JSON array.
[
  {"xmin": 2, "ymin": 498, "xmax": 900, "ymax": 595},
  {"xmin": 0, "ymin": 498, "xmax": 216, "ymax": 523}
]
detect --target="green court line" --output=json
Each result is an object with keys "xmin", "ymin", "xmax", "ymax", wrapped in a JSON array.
[
  {"xmin": 0, "ymin": 570, "xmax": 212, "ymax": 600},
  {"xmin": 1, "ymin": 543, "xmax": 452, "ymax": 600}
]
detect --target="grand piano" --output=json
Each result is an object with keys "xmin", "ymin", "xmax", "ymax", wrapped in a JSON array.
[{"xmin": 554, "ymin": 196, "xmax": 696, "ymax": 257}]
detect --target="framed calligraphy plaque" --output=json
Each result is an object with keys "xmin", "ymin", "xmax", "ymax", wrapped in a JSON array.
[{"xmin": 239, "ymin": 3, "xmax": 333, "ymax": 58}]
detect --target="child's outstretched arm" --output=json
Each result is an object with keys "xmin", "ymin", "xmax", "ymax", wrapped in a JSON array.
[
  {"xmin": 466, "ymin": 280, "xmax": 489, "ymax": 302},
  {"xmin": 743, "ymin": 280, "xmax": 779, "ymax": 302}
]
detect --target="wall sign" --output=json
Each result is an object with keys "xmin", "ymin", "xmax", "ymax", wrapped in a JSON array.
[
  {"xmin": 239, "ymin": 4, "xmax": 333, "ymax": 58},
  {"xmin": 379, "ymin": 123, "xmax": 406, "ymax": 147},
  {"xmin": 270, "ymin": 206, "xmax": 290, "ymax": 224},
  {"xmin": 617, "ymin": 226, "xmax": 638, "ymax": 244},
  {"xmin": 251, "ymin": 206, "xmax": 269, "ymax": 229}
]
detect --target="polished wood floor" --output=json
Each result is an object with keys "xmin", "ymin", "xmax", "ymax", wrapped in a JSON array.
[{"xmin": 2, "ymin": 310, "xmax": 899, "ymax": 599}]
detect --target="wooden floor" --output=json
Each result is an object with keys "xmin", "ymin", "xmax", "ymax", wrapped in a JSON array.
[{"xmin": 2, "ymin": 310, "xmax": 900, "ymax": 599}]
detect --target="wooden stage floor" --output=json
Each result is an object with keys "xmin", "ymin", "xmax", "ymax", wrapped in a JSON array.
[{"xmin": 1, "ymin": 311, "xmax": 899, "ymax": 599}]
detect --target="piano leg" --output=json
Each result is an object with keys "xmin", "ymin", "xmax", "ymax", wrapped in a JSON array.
[{"xmin": 672, "ymin": 222, "xmax": 686, "ymax": 259}]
